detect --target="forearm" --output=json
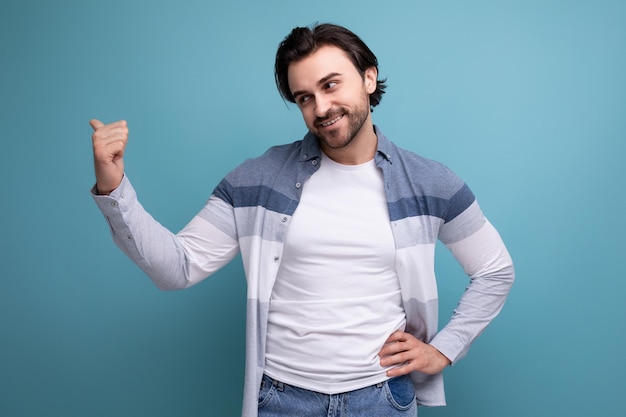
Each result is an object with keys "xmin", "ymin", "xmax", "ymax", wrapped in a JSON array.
[
  {"xmin": 92, "ymin": 175, "xmax": 192, "ymax": 289},
  {"xmin": 92, "ymin": 176, "xmax": 239, "ymax": 290},
  {"xmin": 430, "ymin": 220, "xmax": 515, "ymax": 363}
]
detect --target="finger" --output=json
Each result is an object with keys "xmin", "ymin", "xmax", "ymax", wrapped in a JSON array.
[
  {"xmin": 106, "ymin": 139, "xmax": 126, "ymax": 155},
  {"xmin": 89, "ymin": 119, "xmax": 105, "ymax": 131},
  {"xmin": 379, "ymin": 341, "xmax": 400, "ymax": 357},
  {"xmin": 380, "ymin": 351, "xmax": 407, "ymax": 367},
  {"xmin": 90, "ymin": 119, "xmax": 128, "ymax": 132},
  {"xmin": 94, "ymin": 138, "xmax": 127, "ymax": 157},
  {"xmin": 92, "ymin": 124, "xmax": 129, "ymax": 147},
  {"xmin": 379, "ymin": 331, "xmax": 413, "ymax": 357},
  {"xmin": 384, "ymin": 330, "xmax": 409, "ymax": 344},
  {"xmin": 386, "ymin": 363, "xmax": 413, "ymax": 377},
  {"xmin": 93, "ymin": 127, "xmax": 128, "ymax": 141}
]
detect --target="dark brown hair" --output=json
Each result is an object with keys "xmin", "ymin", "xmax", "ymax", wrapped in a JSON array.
[{"xmin": 275, "ymin": 23, "xmax": 387, "ymax": 109}]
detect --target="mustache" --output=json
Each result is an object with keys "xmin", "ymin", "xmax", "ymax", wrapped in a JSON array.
[{"xmin": 315, "ymin": 108, "xmax": 344, "ymax": 124}]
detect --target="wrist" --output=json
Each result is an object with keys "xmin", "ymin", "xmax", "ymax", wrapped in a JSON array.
[{"xmin": 432, "ymin": 345, "xmax": 452, "ymax": 370}]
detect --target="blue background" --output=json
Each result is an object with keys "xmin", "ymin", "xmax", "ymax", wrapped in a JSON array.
[{"xmin": 1, "ymin": 0, "xmax": 624, "ymax": 416}]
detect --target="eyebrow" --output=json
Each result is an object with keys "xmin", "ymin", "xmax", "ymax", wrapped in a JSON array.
[{"xmin": 292, "ymin": 72, "xmax": 343, "ymax": 100}]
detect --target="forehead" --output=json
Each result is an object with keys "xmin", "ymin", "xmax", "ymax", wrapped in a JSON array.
[{"xmin": 287, "ymin": 45, "xmax": 360, "ymax": 92}]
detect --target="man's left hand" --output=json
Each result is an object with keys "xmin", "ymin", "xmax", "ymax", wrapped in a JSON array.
[{"xmin": 379, "ymin": 331, "xmax": 451, "ymax": 377}]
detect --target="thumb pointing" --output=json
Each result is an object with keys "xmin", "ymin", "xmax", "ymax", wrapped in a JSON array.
[{"xmin": 89, "ymin": 119, "xmax": 104, "ymax": 131}]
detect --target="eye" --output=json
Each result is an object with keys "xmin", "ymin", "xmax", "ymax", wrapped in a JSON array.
[
  {"xmin": 298, "ymin": 95, "xmax": 312, "ymax": 105},
  {"xmin": 325, "ymin": 81, "xmax": 337, "ymax": 90}
]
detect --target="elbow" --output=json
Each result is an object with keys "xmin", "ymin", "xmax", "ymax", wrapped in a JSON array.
[
  {"xmin": 154, "ymin": 280, "xmax": 188, "ymax": 292},
  {"xmin": 501, "ymin": 262, "xmax": 516, "ymax": 291},
  {"xmin": 144, "ymin": 265, "xmax": 191, "ymax": 292}
]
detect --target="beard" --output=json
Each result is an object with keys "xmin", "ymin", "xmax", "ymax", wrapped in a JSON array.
[{"xmin": 312, "ymin": 92, "xmax": 370, "ymax": 150}]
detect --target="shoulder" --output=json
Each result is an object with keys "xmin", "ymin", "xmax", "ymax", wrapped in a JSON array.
[
  {"xmin": 387, "ymin": 141, "xmax": 466, "ymax": 196},
  {"xmin": 212, "ymin": 139, "xmax": 305, "ymax": 209},
  {"xmin": 385, "ymin": 141, "xmax": 478, "ymax": 225},
  {"xmin": 377, "ymin": 127, "xmax": 460, "ymax": 184},
  {"xmin": 227, "ymin": 140, "xmax": 303, "ymax": 185}
]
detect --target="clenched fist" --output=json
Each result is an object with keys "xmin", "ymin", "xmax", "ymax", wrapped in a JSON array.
[{"xmin": 90, "ymin": 119, "xmax": 128, "ymax": 195}]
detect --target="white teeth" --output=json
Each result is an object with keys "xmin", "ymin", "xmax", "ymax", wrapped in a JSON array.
[{"xmin": 321, "ymin": 115, "xmax": 343, "ymax": 127}]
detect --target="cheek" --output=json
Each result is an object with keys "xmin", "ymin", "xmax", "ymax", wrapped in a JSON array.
[{"xmin": 300, "ymin": 108, "xmax": 316, "ymax": 126}]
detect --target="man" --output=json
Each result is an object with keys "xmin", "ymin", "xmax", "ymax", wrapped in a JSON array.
[{"xmin": 90, "ymin": 23, "xmax": 514, "ymax": 417}]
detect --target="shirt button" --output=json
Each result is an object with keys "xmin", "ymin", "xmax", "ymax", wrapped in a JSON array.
[
  {"xmin": 282, "ymin": 217, "xmax": 287, "ymax": 222},
  {"xmin": 274, "ymin": 256, "xmax": 280, "ymax": 261},
  {"xmin": 111, "ymin": 201, "xmax": 118, "ymax": 207},
  {"xmin": 295, "ymin": 182, "xmax": 301, "ymax": 189},
  {"xmin": 312, "ymin": 160, "xmax": 318, "ymax": 166}
]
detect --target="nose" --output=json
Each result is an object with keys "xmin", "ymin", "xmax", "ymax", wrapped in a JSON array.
[{"xmin": 314, "ymin": 94, "xmax": 332, "ymax": 118}]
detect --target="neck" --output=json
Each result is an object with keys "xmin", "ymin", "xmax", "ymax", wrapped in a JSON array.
[{"xmin": 321, "ymin": 119, "xmax": 377, "ymax": 165}]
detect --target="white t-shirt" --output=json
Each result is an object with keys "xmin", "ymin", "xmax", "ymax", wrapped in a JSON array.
[{"xmin": 264, "ymin": 152, "xmax": 407, "ymax": 394}]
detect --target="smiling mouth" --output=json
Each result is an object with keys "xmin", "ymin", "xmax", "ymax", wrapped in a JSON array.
[{"xmin": 319, "ymin": 114, "xmax": 344, "ymax": 128}]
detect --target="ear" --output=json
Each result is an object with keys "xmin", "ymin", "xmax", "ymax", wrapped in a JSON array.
[{"xmin": 364, "ymin": 67, "xmax": 377, "ymax": 94}]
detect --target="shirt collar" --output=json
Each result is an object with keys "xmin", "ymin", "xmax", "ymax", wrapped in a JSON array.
[{"xmin": 374, "ymin": 125, "xmax": 393, "ymax": 165}]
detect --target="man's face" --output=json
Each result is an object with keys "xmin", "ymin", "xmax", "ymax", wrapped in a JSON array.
[{"xmin": 287, "ymin": 45, "xmax": 377, "ymax": 153}]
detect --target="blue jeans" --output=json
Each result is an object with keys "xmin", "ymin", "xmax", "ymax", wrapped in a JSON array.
[{"xmin": 258, "ymin": 374, "xmax": 417, "ymax": 417}]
